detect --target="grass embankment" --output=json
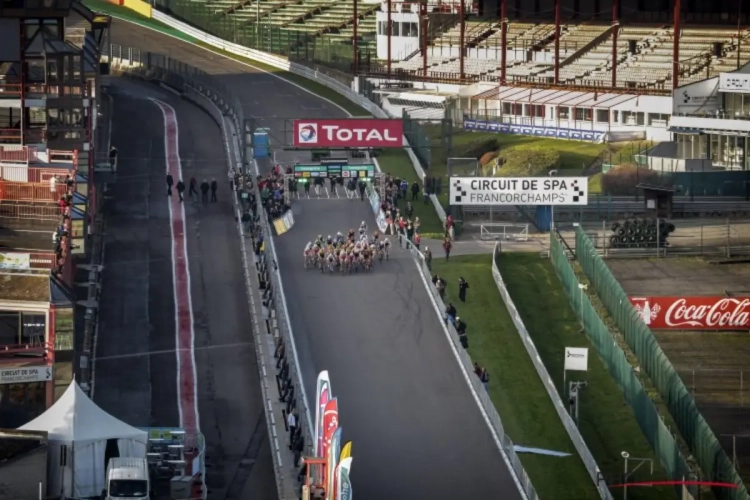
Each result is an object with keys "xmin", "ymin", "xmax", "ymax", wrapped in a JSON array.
[
  {"xmin": 497, "ymin": 253, "xmax": 672, "ymax": 499},
  {"xmin": 87, "ymin": 0, "xmax": 444, "ymax": 233},
  {"xmin": 431, "ymin": 255, "xmax": 597, "ymax": 500},
  {"xmin": 433, "ymin": 253, "xmax": 673, "ymax": 500}
]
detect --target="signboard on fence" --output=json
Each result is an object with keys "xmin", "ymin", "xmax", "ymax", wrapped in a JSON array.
[
  {"xmin": 463, "ymin": 118, "xmax": 606, "ymax": 143},
  {"xmin": 449, "ymin": 177, "xmax": 588, "ymax": 206},
  {"xmin": 293, "ymin": 119, "xmax": 402, "ymax": 148},
  {"xmin": 0, "ymin": 252, "xmax": 31, "ymax": 270},
  {"xmin": 273, "ymin": 210, "xmax": 296, "ymax": 235},
  {"xmin": 0, "ymin": 366, "xmax": 53, "ymax": 385},
  {"xmin": 630, "ymin": 296, "xmax": 750, "ymax": 330},
  {"xmin": 293, "ymin": 164, "xmax": 375, "ymax": 179}
]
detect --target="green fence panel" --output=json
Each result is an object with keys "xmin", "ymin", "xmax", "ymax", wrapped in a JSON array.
[
  {"xmin": 574, "ymin": 227, "xmax": 749, "ymax": 500},
  {"xmin": 549, "ymin": 235, "xmax": 694, "ymax": 497},
  {"xmin": 402, "ymin": 112, "xmax": 431, "ymax": 171}
]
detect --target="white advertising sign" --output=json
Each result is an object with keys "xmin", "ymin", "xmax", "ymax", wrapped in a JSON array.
[
  {"xmin": 0, "ymin": 252, "xmax": 31, "ymax": 270},
  {"xmin": 719, "ymin": 73, "xmax": 750, "ymax": 93},
  {"xmin": 564, "ymin": 348, "xmax": 589, "ymax": 372},
  {"xmin": 449, "ymin": 177, "xmax": 588, "ymax": 206},
  {"xmin": 0, "ymin": 366, "xmax": 53, "ymax": 385}
]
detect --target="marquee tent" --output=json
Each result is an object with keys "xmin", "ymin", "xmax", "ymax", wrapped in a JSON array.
[{"xmin": 19, "ymin": 381, "xmax": 148, "ymax": 498}]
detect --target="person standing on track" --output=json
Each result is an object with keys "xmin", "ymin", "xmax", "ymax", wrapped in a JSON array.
[
  {"xmin": 166, "ymin": 173, "xmax": 174, "ymax": 196},
  {"xmin": 189, "ymin": 176, "xmax": 198, "ymax": 201},
  {"xmin": 210, "ymin": 178, "xmax": 218, "ymax": 202},
  {"xmin": 200, "ymin": 179, "xmax": 209, "ymax": 203},
  {"xmin": 176, "ymin": 179, "xmax": 185, "ymax": 202},
  {"xmin": 443, "ymin": 237, "xmax": 453, "ymax": 260},
  {"xmin": 458, "ymin": 277, "xmax": 469, "ymax": 302}
]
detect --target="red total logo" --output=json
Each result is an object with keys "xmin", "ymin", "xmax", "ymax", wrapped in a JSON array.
[
  {"xmin": 292, "ymin": 119, "xmax": 403, "ymax": 148},
  {"xmin": 629, "ymin": 296, "xmax": 750, "ymax": 330}
]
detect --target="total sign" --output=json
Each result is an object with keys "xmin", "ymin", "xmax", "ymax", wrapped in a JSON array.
[
  {"xmin": 450, "ymin": 177, "xmax": 588, "ymax": 205},
  {"xmin": 293, "ymin": 119, "xmax": 403, "ymax": 148}
]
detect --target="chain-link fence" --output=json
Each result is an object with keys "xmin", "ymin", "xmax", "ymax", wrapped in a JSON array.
[{"xmin": 684, "ymin": 369, "xmax": 749, "ymax": 408}]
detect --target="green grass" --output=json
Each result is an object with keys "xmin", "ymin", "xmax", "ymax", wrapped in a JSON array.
[
  {"xmin": 431, "ymin": 255, "xmax": 598, "ymax": 500},
  {"xmin": 496, "ymin": 253, "xmax": 673, "ymax": 500}
]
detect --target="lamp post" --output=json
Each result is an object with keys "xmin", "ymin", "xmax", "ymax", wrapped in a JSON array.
[
  {"xmin": 549, "ymin": 169, "xmax": 558, "ymax": 231},
  {"xmin": 621, "ymin": 450, "xmax": 654, "ymax": 500},
  {"xmin": 577, "ymin": 283, "xmax": 587, "ymax": 332}
]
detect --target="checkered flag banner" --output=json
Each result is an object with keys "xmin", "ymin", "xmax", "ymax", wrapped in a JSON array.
[
  {"xmin": 570, "ymin": 179, "xmax": 586, "ymax": 203},
  {"xmin": 451, "ymin": 178, "xmax": 467, "ymax": 204}
]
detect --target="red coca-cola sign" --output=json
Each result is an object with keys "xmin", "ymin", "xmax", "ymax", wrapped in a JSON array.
[{"xmin": 629, "ymin": 296, "xmax": 750, "ymax": 330}]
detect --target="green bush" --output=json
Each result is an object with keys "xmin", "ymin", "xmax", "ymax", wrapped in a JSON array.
[
  {"xmin": 460, "ymin": 138, "xmax": 499, "ymax": 159},
  {"xmin": 601, "ymin": 163, "xmax": 669, "ymax": 196},
  {"xmin": 496, "ymin": 144, "xmax": 560, "ymax": 176}
]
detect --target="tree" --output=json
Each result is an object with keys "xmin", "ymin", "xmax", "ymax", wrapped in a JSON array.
[{"xmin": 496, "ymin": 144, "xmax": 560, "ymax": 176}]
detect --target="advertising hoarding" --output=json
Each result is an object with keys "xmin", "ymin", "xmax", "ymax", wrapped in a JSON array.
[
  {"xmin": 449, "ymin": 177, "xmax": 588, "ymax": 206},
  {"xmin": 630, "ymin": 296, "xmax": 750, "ymax": 330},
  {"xmin": 293, "ymin": 119, "xmax": 403, "ymax": 148}
]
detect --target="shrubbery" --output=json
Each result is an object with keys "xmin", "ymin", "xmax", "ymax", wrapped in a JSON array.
[{"xmin": 601, "ymin": 164, "xmax": 667, "ymax": 195}]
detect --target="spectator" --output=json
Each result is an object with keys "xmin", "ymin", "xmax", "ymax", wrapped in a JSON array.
[
  {"xmin": 210, "ymin": 178, "xmax": 218, "ymax": 202},
  {"xmin": 456, "ymin": 317, "xmax": 468, "ymax": 349},
  {"xmin": 458, "ymin": 277, "xmax": 469, "ymax": 302},
  {"xmin": 176, "ymin": 179, "xmax": 185, "ymax": 202},
  {"xmin": 189, "ymin": 176, "xmax": 198, "ymax": 201},
  {"xmin": 445, "ymin": 302, "xmax": 457, "ymax": 325},
  {"xmin": 166, "ymin": 173, "xmax": 174, "ymax": 196},
  {"xmin": 423, "ymin": 247, "xmax": 432, "ymax": 271},
  {"xmin": 287, "ymin": 412, "xmax": 297, "ymax": 443},
  {"xmin": 443, "ymin": 237, "xmax": 453, "ymax": 260},
  {"xmin": 200, "ymin": 179, "xmax": 209, "ymax": 203},
  {"xmin": 480, "ymin": 368, "xmax": 489, "ymax": 390},
  {"xmin": 411, "ymin": 181, "xmax": 420, "ymax": 201}
]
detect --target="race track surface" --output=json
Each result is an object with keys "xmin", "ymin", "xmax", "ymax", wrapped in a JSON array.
[
  {"xmin": 109, "ymin": 18, "xmax": 523, "ymax": 499},
  {"xmin": 95, "ymin": 76, "xmax": 276, "ymax": 499}
]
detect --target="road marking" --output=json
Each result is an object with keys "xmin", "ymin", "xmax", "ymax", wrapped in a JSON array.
[{"xmin": 152, "ymin": 98, "xmax": 200, "ymax": 434}]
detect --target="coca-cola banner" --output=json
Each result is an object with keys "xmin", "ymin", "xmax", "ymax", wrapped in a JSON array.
[{"xmin": 629, "ymin": 297, "xmax": 750, "ymax": 330}]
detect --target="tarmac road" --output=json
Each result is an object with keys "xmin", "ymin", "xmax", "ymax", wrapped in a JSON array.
[
  {"xmin": 95, "ymin": 76, "xmax": 276, "ymax": 500},
  {"xmin": 109, "ymin": 18, "xmax": 523, "ymax": 499}
]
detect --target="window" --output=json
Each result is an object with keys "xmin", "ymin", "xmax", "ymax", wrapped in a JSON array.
[
  {"xmin": 378, "ymin": 21, "xmax": 386, "ymax": 35},
  {"xmin": 401, "ymin": 22, "xmax": 418, "ymax": 37},
  {"xmin": 596, "ymin": 109, "xmax": 609, "ymax": 122},
  {"xmin": 47, "ymin": 61, "xmax": 59, "ymax": 83},
  {"xmin": 558, "ymin": 106, "xmax": 569, "ymax": 119},
  {"xmin": 575, "ymin": 108, "xmax": 592, "ymax": 121},
  {"xmin": 531, "ymin": 105, "xmax": 545, "ymax": 117},
  {"xmin": 26, "ymin": 60, "xmax": 45, "ymax": 83},
  {"xmin": 648, "ymin": 113, "xmax": 669, "ymax": 126},
  {"xmin": 613, "ymin": 110, "xmax": 619, "ymax": 122},
  {"xmin": 512, "ymin": 103, "xmax": 523, "ymax": 116},
  {"xmin": 392, "ymin": 22, "xmax": 400, "ymax": 36},
  {"xmin": 28, "ymin": 107, "xmax": 46, "ymax": 126},
  {"xmin": 0, "ymin": 312, "xmax": 46, "ymax": 346},
  {"xmin": 502, "ymin": 102, "xmax": 511, "ymax": 115}
]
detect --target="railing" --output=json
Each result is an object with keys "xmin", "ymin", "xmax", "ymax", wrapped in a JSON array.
[
  {"xmin": 0, "ymin": 146, "xmax": 39, "ymax": 164},
  {"xmin": 491, "ymin": 242, "xmax": 612, "ymax": 499},
  {"xmin": 0, "ymin": 182, "xmax": 68, "ymax": 203},
  {"xmin": 480, "ymin": 223, "xmax": 529, "ymax": 241},
  {"xmin": 0, "ymin": 82, "xmax": 88, "ymax": 97},
  {"xmin": 0, "ymin": 201, "xmax": 61, "ymax": 221},
  {"xmin": 0, "ymin": 342, "xmax": 52, "ymax": 359}
]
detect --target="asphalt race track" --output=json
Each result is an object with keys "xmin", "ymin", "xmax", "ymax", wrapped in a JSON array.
[
  {"xmin": 95, "ymin": 76, "xmax": 276, "ymax": 500},
  {"xmin": 109, "ymin": 19, "xmax": 523, "ymax": 499}
]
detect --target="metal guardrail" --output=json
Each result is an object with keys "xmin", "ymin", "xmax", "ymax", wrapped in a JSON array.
[
  {"xmin": 480, "ymin": 223, "xmax": 529, "ymax": 241},
  {"xmin": 491, "ymin": 242, "xmax": 613, "ymax": 500}
]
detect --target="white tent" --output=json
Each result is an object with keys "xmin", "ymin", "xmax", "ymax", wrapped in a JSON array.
[{"xmin": 19, "ymin": 381, "xmax": 148, "ymax": 498}]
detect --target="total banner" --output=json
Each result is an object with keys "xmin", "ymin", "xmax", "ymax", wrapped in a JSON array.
[
  {"xmin": 630, "ymin": 296, "xmax": 750, "ymax": 330},
  {"xmin": 450, "ymin": 177, "xmax": 588, "ymax": 206},
  {"xmin": 294, "ymin": 119, "xmax": 403, "ymax": 148}
]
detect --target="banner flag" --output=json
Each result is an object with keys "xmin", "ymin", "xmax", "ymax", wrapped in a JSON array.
[
  {"xmin": 314, "ymin": 371, "xmax": 332, "ymax": 457},
  {"xmin": 339, "ymin": 441, "xmax": 352, "ymax": 462},
  {"xmin": 337, "ymin": 457, "xmax": 353, "ymax": 500},
  {"xmin": 326, "ymin": 427, "xmax": 343, "ymax": 500},
  {"xmin": 321, "ymin": 398, "xmax": 339, "ymax": 462}
]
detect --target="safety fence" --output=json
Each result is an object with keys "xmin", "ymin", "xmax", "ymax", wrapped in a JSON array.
[
  {"xmin": 572, "ymin": 227, "xmax": 749, "ymax": 500},
  {"xmin": 548, "ymin": 231, "xmax": 697, "ymax": 497},
  {"xmin": 491, "ymin": 242, "xmax": 612, "ymax": 500}
]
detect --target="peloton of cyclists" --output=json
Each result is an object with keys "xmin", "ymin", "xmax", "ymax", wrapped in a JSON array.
[{"xmin": 303, "ymin": 228, "xmax": 390, "ymax": 273}]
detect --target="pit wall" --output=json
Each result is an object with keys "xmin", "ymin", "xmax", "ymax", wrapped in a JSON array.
[{"xmin": 552, "ymin": 228, "xmax": 748, "ymax": 500}]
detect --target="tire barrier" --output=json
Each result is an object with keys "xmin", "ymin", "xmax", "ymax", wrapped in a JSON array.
[{"xmin": 609, "ymin": 218, "xmax": 676, "ymax": 249}]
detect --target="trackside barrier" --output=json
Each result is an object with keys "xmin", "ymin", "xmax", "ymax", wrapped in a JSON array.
[
  {"xmin": 491, "ymin": 242, "xmax": 612, "ymax": 500},
  {"xmin": 393, "ymin": 231, "xmax": 536, "ymax": 500},
  {"xmin": 108, "ymin": 36, "xmax": 535, "ymax": 498}
]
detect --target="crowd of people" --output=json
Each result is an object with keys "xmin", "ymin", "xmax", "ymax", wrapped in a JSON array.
[{"xmin": 303, "ymin": 222, "xmax": 392, "ymax": 274}]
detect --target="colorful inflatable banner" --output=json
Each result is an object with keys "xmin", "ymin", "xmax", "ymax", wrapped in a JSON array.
[
  {"xmin": 314, "ymin": 371, "xmax": 331, "ymax": 457},
  {"xmin": 322, "ymin": 398, "xmax": 339, "ymax": 462},
  {"xmin": 326, "ymin": 427, "xmax": 343, "ymax": 500},
  {"xmin": 337, "ymin": 457, "xmax": 353, "ymax": 500},
  {"xmin": 339, "ymin": 441, "xmax": 352, "ymax": 462}
]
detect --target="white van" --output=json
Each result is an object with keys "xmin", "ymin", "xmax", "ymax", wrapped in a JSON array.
[{"xmin": 105, "ymin": 457, "xmax": 151, "ymax": 499}]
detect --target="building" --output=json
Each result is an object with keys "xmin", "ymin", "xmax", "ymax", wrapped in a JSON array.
[{"xmin": 0, "ymin": 0, "xmax": 108, "ymax": 427}]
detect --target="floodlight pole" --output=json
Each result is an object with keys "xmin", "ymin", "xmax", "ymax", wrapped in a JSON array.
[
  {"xmin": 549, "ymin": 169, "xmax": 557, "ymax": 231},
  {"xmin": 459, "ymin": 0, "xmax": 466, "ymax": 81},
  {"xmin": 500, "ymin": 0, "xmax": 507, "ymax": 85},
  {"xmin": 353, "ymin": 0, "xmax": 358, "ymax": 73},
  {"xmin": 553, "ymin": 0, "xmax": 560, "ymax": 84},
  {"xmin": 386, "ymin": 0, "xmax": 392, "ymax": 77},
  {"xmin": 611, "ymin": 0, "xmax": 619, "ymax": 88},
  {"xmin": 672, "ymin": 0, "xmax": 682, "ymax": 90}
]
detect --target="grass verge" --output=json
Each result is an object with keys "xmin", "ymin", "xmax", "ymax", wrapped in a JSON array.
[
  {"xmin": 497, "ymin": 253, "xmax": 672, "ymax": 500},
  {"xmin": 431, "ymin": 255, "xmax": 598, "ymax": 500}
]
